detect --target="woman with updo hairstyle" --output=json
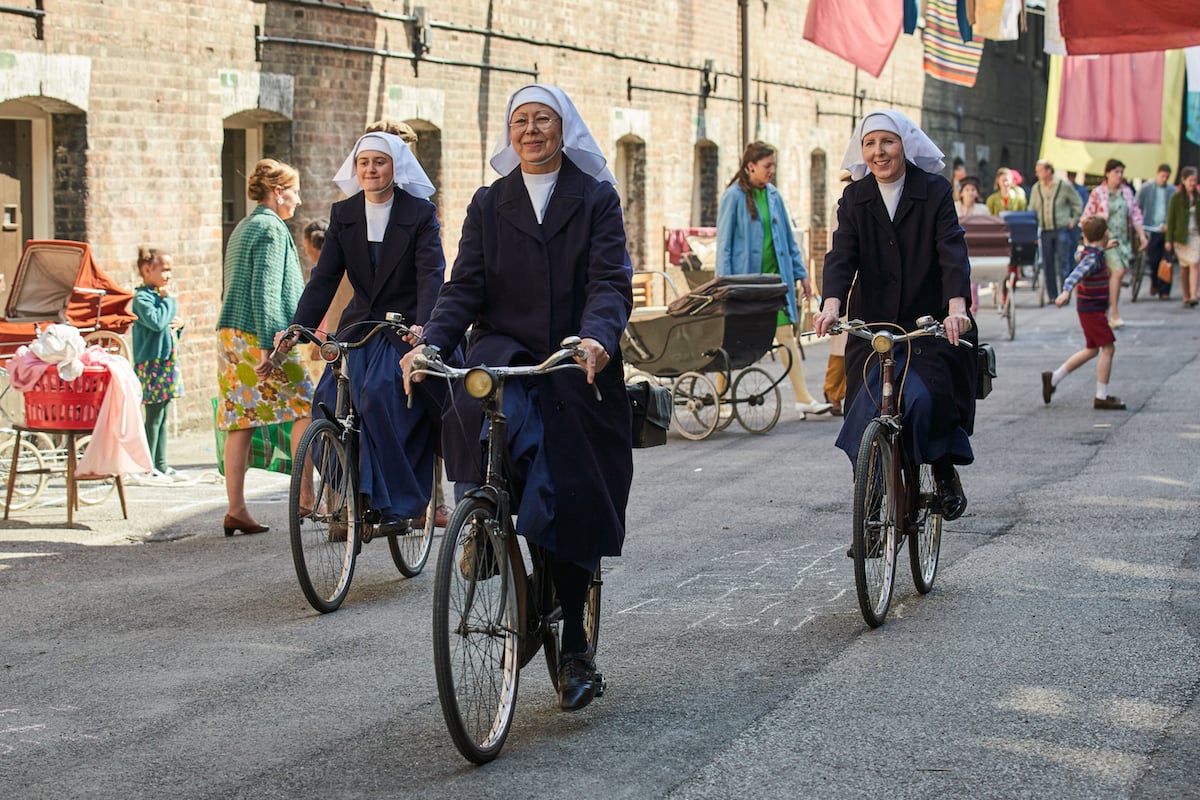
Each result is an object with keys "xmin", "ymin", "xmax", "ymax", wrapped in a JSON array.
[
  {"xmin": 215, "ymin": 158, "xmax": 313, "ymax": 537},
  {"xmin": 716, "ymin": 141, "xmax": 831, "ymax": 418}
]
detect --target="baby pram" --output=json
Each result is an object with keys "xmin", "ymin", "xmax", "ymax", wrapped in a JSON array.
[
  {"xmin": 0, "ymin": 240, "xmax": 135, "ymax": 361},
  {"xmin": 621, "ymin": 274, "xmax": 789, "ymax": 439},
  {"xmin": 0, "ymin": 241, "xmax": 135, "ymax": 512}
]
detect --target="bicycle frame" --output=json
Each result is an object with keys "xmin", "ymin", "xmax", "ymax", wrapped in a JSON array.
[{"xmin": 415, "ymin": 339, "xmax": 591, "ymax": 663}]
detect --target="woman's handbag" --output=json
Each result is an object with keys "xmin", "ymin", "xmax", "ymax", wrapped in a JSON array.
[
  {"xmin": 1157, "ymin": 259, "xmax": 1173, "ymax": 284},
  {"xmin": 627, "ymin": 381, "xmax": 671, "ymax": 447},
  {"xmin": 976, "ymin": 343, "xmax": 997, "ymax": 400}
]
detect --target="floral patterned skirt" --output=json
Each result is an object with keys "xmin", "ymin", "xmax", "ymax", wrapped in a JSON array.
[
  {"xmin": 136, "ymin": 352, "xmax": 177, "ymax": 405},
  {"xmin": 216, "ymin": 328, "xmax": 313, "ymax": 431}
]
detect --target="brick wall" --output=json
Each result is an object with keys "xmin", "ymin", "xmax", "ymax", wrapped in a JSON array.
[{"xmin": 0, "ymin": 0, "xmax": 1046, "ymax": 426}]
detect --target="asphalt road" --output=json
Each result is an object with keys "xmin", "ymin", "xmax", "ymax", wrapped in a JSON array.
[{"xmin": 2, "ymin": 286, "xmax": 1199, "ymax": 799}]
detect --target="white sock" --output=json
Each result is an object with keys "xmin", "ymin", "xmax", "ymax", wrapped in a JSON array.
[
  {"xmin": 1052, "ymin": 366, "xmax": 1069, "ymax": 386},
  {"xmin": 1096, "ymin": 382, "xmax": 1109, "ymax": 400}
]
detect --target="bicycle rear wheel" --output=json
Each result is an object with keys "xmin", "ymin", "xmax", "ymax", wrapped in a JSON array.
[
  {"xmin": 290, "ymin": 419, "xmax": 359, "ymax": 613},
  {"xmin": 908, "ymin": 462, "xmax": 943, "ymax": 594},
  {"xmin": 543, "ymin": 566, "xmax": 603, "ymax": 690},
  {"xmin": 387, "ymin": 457, "xmax": 440, "ymax": 577},
  {"xmin": 852, "ymin": 420, "xmax": 898, "ymax": 628},
  {"xmin": 433, "ymin": 497, "xmax": 520, "ymax": 764}
]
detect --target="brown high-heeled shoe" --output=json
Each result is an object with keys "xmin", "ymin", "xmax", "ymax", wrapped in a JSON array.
[{"xmin": 223, "ymin": 514, "xmax": 270, "ymax": 537}]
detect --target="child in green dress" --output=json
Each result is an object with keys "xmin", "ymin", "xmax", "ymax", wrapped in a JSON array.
[{"xmin": 132, "ymin": 246, "xmax": 184, "ymax": 479}]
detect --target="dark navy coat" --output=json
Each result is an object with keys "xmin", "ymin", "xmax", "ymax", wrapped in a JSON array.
[
  {"xmin": 422, "ymin": 156, "xmax": 634, "ymax": 562},
  {"xmin": 821, "ymin": 163, "xmax": 978, "ymax": 439},
  {"xmin": 293, "ymin": 190, "xmax": 445, "ymax": 351}
]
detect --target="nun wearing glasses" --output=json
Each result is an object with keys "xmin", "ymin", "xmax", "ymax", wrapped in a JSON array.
[
  {"xmin": 284, "ymin": 131, "xmax": 446, "ymax": 536},
  {"xmin": 811, "ymin": 110, "xmax": 976, "ymax": 526},
  {"xmin": 402, "ymin": 84, "xmax": 633, "ymax": 712}
]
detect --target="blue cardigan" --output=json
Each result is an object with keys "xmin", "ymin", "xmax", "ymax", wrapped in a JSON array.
[{"xmin": 716, "ymin": 182, "xmax": 808, "ymax": 322}]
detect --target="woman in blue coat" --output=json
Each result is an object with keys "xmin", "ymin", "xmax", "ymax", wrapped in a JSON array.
[
  {"xmin": 285, "ymin": 132, "xmax": 445, "ymax": 534},
  {"xmin": 812, "ymin": 110, "xmax": 977, "ymax": 525},
  {"xmin": 403, "ymin": 84, "xmax": 632, "ymax": 713},
  {"xmin": 717, "ymin": 142, "xmax": 831, "ymax": 417}
]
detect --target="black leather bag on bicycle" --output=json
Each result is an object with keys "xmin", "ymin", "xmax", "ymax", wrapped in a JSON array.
[
  {"xmin": 627, "ymin": 382, "xmax": 671, "ymax": 448},
  {"xmin": 976, "ymin": 342, "xmax": 997, "ymax": 399}
]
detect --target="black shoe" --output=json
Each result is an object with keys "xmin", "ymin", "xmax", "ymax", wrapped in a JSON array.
[
  {"xmin": 936, "ymin": 467, "xmax": 968, "ymax": 521},
  {"xmin": 558, "ymin": 653, "xmax": 599, "ymax": 712},
  {"xmin": 378, "ymin": 518, "xmax": 411, "ymax": 537},
  {"xmin": 1041, "ymin": 371, "xmax": 1055, "ymax": 405}
]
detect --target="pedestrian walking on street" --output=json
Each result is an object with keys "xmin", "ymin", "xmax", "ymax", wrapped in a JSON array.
[
  {"xmin": 217, "ymin": 159, "xmax": 314, "ymax": 537},
  {"xmin": 1042, "ymin": 216, "xmax": 1126, "ymax": 410},
  {"xmin": 1135, "ymin": 163, "xmax": 1176, "ymax": 300},
  {"xmin": 1029, "ymin": 159, "xmax": 1084, "ymax": 298},
  {"xmin": 1165, "ymin": 166, "xmax": 1200, "ymax": 308},
  {"xmin": 812, "ymin": 109, "xmax": 976, "ymax": 526},
  {"xmin": 1082, "ymin": 159, "xmax": 1147, "ymax": 329},
  {"xmin": 716, "ymin": 142, "xmax": 831, "ymax": 418}
]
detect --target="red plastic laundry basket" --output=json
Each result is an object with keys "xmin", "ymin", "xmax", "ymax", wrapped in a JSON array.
[{"xmin": 22, "ymin": 365, "xmax": 111, "ymax": 430}]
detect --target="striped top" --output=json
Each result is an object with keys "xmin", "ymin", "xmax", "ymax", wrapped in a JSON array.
[
  {"xmin": 216, "ymin": 205, "xmax": 304, "ymax": 344},
  {"xmin": 1062, "ymin": 245, "xmax": 1110, "ymax": 313}
]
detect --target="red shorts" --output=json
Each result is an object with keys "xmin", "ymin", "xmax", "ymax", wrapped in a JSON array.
[{"xmin": 1078, "ymin": 310, "xmax": 1115, "ymax": 349}]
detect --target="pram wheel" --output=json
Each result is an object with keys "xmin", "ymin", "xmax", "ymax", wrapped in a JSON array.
[
  {"xmin": 84, "ymin": 330, "xmax": 131, "ymax": 362},
  {"xmin": 731, "ymin": 367, "xmax": 781, "ymax": 434},
  {"xmin": 671, "ymin": 372, "xmax": 720, "ymax": 440}
]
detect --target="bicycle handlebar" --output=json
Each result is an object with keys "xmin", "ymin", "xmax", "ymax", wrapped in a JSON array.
[
  {"xmin": 409, "ymin": 335, "xmax": 600, "ymax": 401},
  {"xmin": 808, "ymin": 315, "xmax": 973, "ymax": 348},
  {"xmin": 270, "ymin": 313, "xmax": 415, "ymax": 367}
]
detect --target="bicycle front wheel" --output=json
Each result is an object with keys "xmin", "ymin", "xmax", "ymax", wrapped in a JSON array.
[
  {"xmin": 290, "ymin": 419, "xmax": 359, "ymax": 613},
  {"xmin": 1130, "ymin": 251, "xmax": 1145, "ymax": 302},
  {"xmin": 852, "ymin": 420, "xmax": 898, "ymax": 628},
  {"xmin": 433, "ymin": 497, "xmax": 520, "ymax": 764},
  {"xmin": 908, "ymin": 462, "xmax": 943, "ymax": 594},
  {"xmin": 388, "ymin": 457, "xmax": 440, "ymax": 577}
]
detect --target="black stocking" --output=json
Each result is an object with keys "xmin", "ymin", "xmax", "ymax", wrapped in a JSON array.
[{"xmin": 551, "ymin": 559, "xmax": 591, "ymax": 655}]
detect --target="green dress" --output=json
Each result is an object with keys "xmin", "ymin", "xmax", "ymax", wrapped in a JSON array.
[
  {"xmin": 1105, "ymin": 189, "xmax": 1132, "ymax": 271},
  {"xmin": 754, "ymin": 188, "xmax": 791, "ymax": 327}
]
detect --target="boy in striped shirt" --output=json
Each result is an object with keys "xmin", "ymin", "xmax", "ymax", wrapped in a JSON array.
[{"xmin": 1041, "ymin": 216, "xmax": 1126, "ymax": 410}]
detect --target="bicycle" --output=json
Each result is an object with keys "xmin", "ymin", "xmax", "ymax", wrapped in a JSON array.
[
  {"xmin": 826, "ymin": 316, "xmax": 970, "ymax": 628},
  {"xmin": 410, "ymin": 336, "xmax": 604, "ymax": 764},
  {"xmin": 272, "ymin": 314, "xmax": 438, "ymax": 614},
  {"xmin": 1128, "ymin": 248, "xmax": 1147, "ymax": 303},
  {"xmin": 991, "ymin": 263, "xmax": 1018, "ymax": 341}
]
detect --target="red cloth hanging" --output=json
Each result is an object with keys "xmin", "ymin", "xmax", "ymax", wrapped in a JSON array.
[{"xmin": 1059, "ymin": 0, "xmax": 1200, "ymax": 55}]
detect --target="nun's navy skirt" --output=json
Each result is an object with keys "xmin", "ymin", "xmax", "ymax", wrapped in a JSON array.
[
  {"xmin": 835, "ymin": 355, "xmax": 974, "ymax": 476},
  {"xmin": 313, "ymin": 335, "xmax": 435, "ymax": 520}
]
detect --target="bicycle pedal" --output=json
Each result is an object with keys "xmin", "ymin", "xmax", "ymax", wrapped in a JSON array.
[{"xmin": 594, "ymin": 673, "xmax": 606, "ymax": 698}]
